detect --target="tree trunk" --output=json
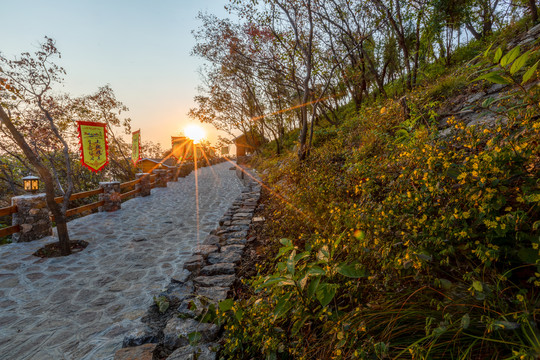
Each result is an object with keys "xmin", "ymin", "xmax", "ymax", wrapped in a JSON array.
[
  {"xmin": 530, "ymin": 0, "xmax": 539, "ymax": 23},
  {"xmin": 0, "ymin": 105, "xmax": 71, "ymax": 255}
]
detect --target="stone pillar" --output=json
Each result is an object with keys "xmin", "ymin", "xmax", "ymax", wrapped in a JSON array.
[
  {"xmin": 99, "ymin": 181, "xmax": 121, "ymax": 212},
  {"xmin": 154, "ymin": 169, "xmax": 168, "ymax": 188},
  {"xmin": 169, "ymin": 167, "xmax": 179, "ymax": 182},
  {"xmin": 135, "ymin": 173, "xmax": 151, "ymax": 197},
  {"xmin": 11, "ymin": 194, "xmax": 52, "ymax": 242}
]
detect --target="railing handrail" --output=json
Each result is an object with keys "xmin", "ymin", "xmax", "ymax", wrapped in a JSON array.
[
  {"xmin": 0, "ymin": 205, "xmax": 17, "ymax": 217},
  {"xmin": 0, "ymin": 160, "xmax": 216, "ymax": 238},
  {"xmin": 120, "ymin": 178, "xmax": 141, "ymax": 190},
  {"xmin": 0, "ymin": 225, "xmax": 20, "ymax": 237},
  {"xmin": 54, "ymin": 188, "xmax": 104, "ymax": 204}
]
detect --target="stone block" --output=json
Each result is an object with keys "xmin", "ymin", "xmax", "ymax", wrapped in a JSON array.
[
  {"xmin": 197, "ymin": 287, "xmax": 229, "ymax": 302},
  {"xmin": 221, "ymin": 245, "xmax": 245, "ymax": 255},
  {"xmin": 171, "ymin": 269, "xmax": 191, "ymax": 283},
  {"xmin": 224, "ymin": 238, "xmax": 247, "ymax": 246},
  {"xmin": 202, "ymin": 235, "xmax": 221, "ymax": 246},
  {"xmin": 163, "ymin": 318, "xmax": 219, "ymax": 350},
  {"xmin": 193, "ymin": 245, "xmax": 219, "ymax": 259},
  {"xmin": 160, "ymin": 281, "xmax": 194, "ymax": 302},
  {"xmin": 184, "ymin": 255, "xmax": 205, "ymax": 271},
  {"xmin": 122, "ymin": 325, "xmax": 159, "ymax": 347},
  {"xmin": 207, "ymin": 251, "xmax": 242, "ymax": 265},
  {"xmin": 200, "ymin": 263, "xmax": 236, "ymax": 276},
  {"xmin": 114, "ymin": 343, "xmax": 157, "ymax": 360},
  {"xmin": 221, "ymin": 231, "xmax": 248, "ymax": 240},
  {"xmin": 194, "ymin": 275, "xmax": 235, "ymax": 288},
  {"xmin": 167, "ymin": 343, "xmax": 219, "ymax": 360}
]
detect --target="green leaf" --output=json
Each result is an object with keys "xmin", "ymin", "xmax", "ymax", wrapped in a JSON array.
[
  {"xmin": 260, "ymin": 276, "xmax": 291, "ymax": 288},
  {"xmin": 317, "ymin": 245, "xmax": 330, "ymax": 263},
  {"xmin": 482, "ymin": 96, "xmax": 496, "ymax": 107},
  {"xmin": 307, "ymin": 276, "xmax": 321, "ymax": 298},
  {"xmin": 336, "ymin": 262, "xmax": 368, "ymax": 278},
  {"xmin": 475, "ymin": 72, "xmax": 511, "ymax": 85},
  {"xmin": 291, "ymin": 314, "xmax": 310, "ymax": 336},
  {"xmin": 510, "ymin": 51, "xmax": 530, "ymax": 75},
  {"xmin": 439, "ymin": 278, "xmax": 452, "ymax": 290},
  {"xmin": 274, "ymin": 294, "xmax": 293, "ymax": 319},
  {"xmin": 517, "ymin": 247, "xmax": 540, "ymax": 264},
  {"xmin": 280, "ymin": 238, "xmax": 292, "ymax": 247},
  {"xmin": 522, "ymin": 60, "xmax": 539, "ymax": 84},
  {"xmin": 275, "ymin": 245, "xmax": 294, "ymax": 259},
  {"xmin": 483, "ymin": 43, "xmax": 494, "ymax": 58},
  {"xmin": 218, "ymin": 298, "xmax": 234, "ymax": 312},
  {"xmin": 298, "ymin": 272, "xmax": 309, "ymax": 290},
  {"xmin": 316, "ymin": 283, "xmax": 337, "ymax": 307},
  {"xmin": 235, "ymin": 308, "xmax": 244, "ymax": 321},
  {"xmin": 494, "ymin": 47, "xmax": 503, "ymax": 63},
  {"xmin": 472, "ymin": 280, "xmax": 483, "ymax": 292},
  {"xmin": 187, "ymin": 331, "xmax": 202, "ymax": 345},
  {"xmin": 294, "ymin": 251, "xmax": 310, "ymax": 263},
  {"xmin": 331, "ymin": 234, "xmax": 343, "ymax": 258},
  {"xmin": 500, "ymin": 46, "xmax": 520, "ymax": 67},
  {"xmin": 287, "ymin": 250, "xmax": 296, "ymax": 275},
  {"xmin": 461, "ymin": 313, "xmax": 470, "ymax": 329},
  {"xmin": 307, "ymin": 266, "xmax": 326, "ymax": 276}
]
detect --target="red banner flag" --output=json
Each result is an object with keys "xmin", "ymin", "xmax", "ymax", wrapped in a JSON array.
[
  {"xmin": 77, "ymin": 121, "xmax": 109, "ymax": 172},
  {"xmin": 132, "ymin": 130, "xmax": 141, "ymax": 166}
]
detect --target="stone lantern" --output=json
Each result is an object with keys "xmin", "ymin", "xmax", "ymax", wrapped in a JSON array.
[{"xmin": 22, "ymin": 175, "xmax": 40, "ymax": 193}]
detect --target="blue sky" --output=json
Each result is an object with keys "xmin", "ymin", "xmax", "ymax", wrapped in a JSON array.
[{"xmin": 1, "ymin": 0, "xmax": 230, "ymax": 148}]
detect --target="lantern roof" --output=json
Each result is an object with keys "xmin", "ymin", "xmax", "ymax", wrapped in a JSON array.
[{"xmin": 22, "ymin": 175, "xmax": 39, "ymax": 180}]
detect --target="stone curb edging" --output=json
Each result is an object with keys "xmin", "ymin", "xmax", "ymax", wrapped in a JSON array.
[{"xmin": 115, "ymin": 163, "xmax": 262, "ymax": 360}]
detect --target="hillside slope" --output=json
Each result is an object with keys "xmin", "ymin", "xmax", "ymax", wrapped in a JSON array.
[{"xmin": 218, "ymin": 24, "xmax": 540, "ymax": 360}]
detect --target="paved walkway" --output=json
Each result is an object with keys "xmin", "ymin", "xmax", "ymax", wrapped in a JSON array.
[{"xmin": 0, "ymin": 162, "xmax": 244, "ymax": 360}]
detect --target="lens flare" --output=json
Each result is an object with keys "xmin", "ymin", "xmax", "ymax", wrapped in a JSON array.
[{"xmin": 184, "ymin": 124, "xmax": 206, "ymax": 143}]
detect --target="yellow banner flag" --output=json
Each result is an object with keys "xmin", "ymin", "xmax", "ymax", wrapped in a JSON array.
[
  {"xmin": 132, "ymin": 130, "xmax": 141, "ymax": 165},
  {"xmin": 77, "ymin": 121, "xmax": 108, "ymax": 172}
]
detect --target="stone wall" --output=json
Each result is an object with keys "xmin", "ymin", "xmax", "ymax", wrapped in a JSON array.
[
  {"xmin": 116, "ymin": 163, "xmax": 261, "ymax": 360},
  {"xmin": 11, "ymin": 194, "xmax": 52, "ymax": 242}
]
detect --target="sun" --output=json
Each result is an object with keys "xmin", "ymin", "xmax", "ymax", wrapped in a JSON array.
[{"xmin": 184, "ymin": 124, "xmax": 206, "ymax": 143}]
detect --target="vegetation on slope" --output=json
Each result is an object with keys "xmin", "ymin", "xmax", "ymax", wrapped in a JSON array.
[{"xmin": 213, "ymin": 25, "xmax": 540, "ymax": 360}]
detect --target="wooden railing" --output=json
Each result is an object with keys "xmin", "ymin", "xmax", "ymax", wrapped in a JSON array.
[
  {"xmin": 0, "ymin": 205, "xmax": 19, "ymax": 237},
  {"xmin": 0, "ymin": 158, "xmax": 224, "ymax": 239},
  {"xmin": 120, "ymin": 178, "xmax": 141, "ymax": 200}
]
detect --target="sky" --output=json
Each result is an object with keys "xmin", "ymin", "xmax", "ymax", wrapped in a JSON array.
[{"xmin": 1, "ymin": 0, "xmax": 231, "ymax": 150}]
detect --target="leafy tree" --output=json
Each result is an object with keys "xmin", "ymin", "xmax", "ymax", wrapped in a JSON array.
[{"xmin": 0, "ymin": 37, "xmax": 132, "ymax": 254}]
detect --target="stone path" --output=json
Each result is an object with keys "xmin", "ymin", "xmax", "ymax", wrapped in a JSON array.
[{"xmin": 0, "ymin": 162, "xmax": 244, "ymax": 360}]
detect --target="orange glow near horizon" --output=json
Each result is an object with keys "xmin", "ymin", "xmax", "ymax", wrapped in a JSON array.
[{"xmin": 184, "ymin": 124, "xmax": 206, "ymax": 143}]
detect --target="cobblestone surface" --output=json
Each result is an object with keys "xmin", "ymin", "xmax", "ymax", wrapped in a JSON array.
[{"xmin": 0, "ymin": 162, "xmax": 243, "ymax": 360}]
